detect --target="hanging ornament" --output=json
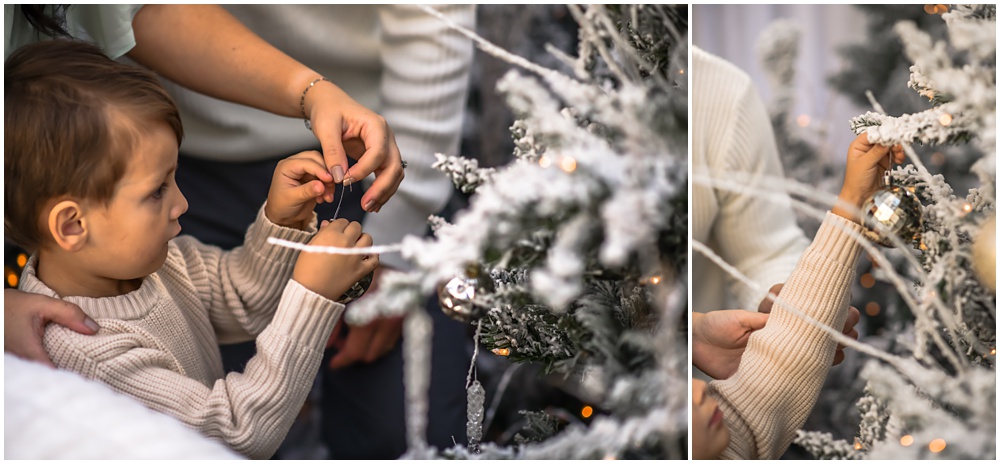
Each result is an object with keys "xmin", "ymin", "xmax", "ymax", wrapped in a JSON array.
[
  {"xmin": 466, "ymin": 379, "xmax": 485, "ymax": 453},
  {"xmin": 972, "ymin": 215, "xmax": 996, "ymax": 293},
  {"xmin": 438, "ymin": 263, "xmax": 495, "ymax": 322},
  {"xmin": 861, "ymin": 162, "xmax": 923, "ymax": 247},
  {"xmin": 336, "ymin": 270, "xmax": 374, "ymax": 304}
]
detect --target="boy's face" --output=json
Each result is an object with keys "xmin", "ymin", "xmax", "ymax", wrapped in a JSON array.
[
  {"xmin": 83, "ymin": 120, "xmax": 187, "ymax": 280},
  {"xmin": 691, "ymin": 378, "xmax": 730, "ymax": 459}
]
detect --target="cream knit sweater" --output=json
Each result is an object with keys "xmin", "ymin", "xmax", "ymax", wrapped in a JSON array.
[
  {"xmin": 691, "ymin": 46, "xmax": 810, "ymax": 313},
  {"xmin": 161, "ymin": 5, "xmax": 475, "ymax": 271},
  {"xmin": 708, "ymin": 212, "xmax": 864, "ymax": 459},
  {"xmin": 23, "ymin": 207, "xmax": 344, "ymax": 460}
]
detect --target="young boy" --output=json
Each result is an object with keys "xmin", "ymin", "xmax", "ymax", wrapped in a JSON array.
[
  {"xmin": 5, "ymin": 39, "xmax": 378, "ymax": 459},
  {"xmin": 691, "ymin": 133, "xmax": 906, "ymax": 459}
]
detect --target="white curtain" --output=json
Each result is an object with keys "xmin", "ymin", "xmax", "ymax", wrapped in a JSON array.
[{"xmin": 692, "ymin": 4, "xmax": 869, "ymax": 163}]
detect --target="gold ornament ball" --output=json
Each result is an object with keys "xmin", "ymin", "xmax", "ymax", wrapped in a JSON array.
[
  {"xmin": 972, "ymin": 215, "xmax": 996, "ymax": 293},
  {"xmin": 861, "ymin": 186, "xmax": 923, "ymax": 247}
]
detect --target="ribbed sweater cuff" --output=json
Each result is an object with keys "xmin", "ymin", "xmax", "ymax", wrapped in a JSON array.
[
  {"xmin": 812, "ymin": 212, "xmax": 864, "ymax": 265},
  {"xmin": 269, "ymin": 280, "xmax": 344, "ymax": 350},
  {"xmin": 244, "ymin": 203, "xmax": 319, "ymax": 265}
]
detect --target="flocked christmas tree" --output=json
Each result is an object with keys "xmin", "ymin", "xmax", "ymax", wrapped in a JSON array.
[
  {"xmin": 778, "ymin": 5, "xmax": 996, "ymax": 460},
  {"xmin": 268, "ymin": 4, "xmax": 690, "ymax": 459}
]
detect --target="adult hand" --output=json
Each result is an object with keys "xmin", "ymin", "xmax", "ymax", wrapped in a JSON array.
[
  {"xmin": 692, "ymin": 310, "xmax": 769, "ymax": 380},
  {"xmin": 326, "ymin": 266, "xmax": 404, "ymax": 370},
  {"xmin": 757, "ymin": 283, "xmax": 861, "ymax": 366},
  {"xmin": 833, "ymin": 132, "xmax": 905, "ymax": 223},
  {"xmin": 5, "ymin": 288, "xmax": 99, "ymax": 367},
  {"xmin": 302, "ymin": 81, "xmax": 405, "ymax": 214}
]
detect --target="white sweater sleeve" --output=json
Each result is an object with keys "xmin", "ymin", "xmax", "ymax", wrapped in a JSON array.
[
  {"xmin": 363, "ymin": 4, "xmax": 475, "ymax": 270},
  {"xmin": 703, "ymin": 57, "xmax": 810, "ymax": 310}
]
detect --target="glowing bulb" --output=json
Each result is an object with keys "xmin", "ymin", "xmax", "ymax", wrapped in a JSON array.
[
  {"xmin": 919, "ymin": 241, "xmax": 928, "ymax": 251},
  {"xmin": 796, "ymin": 114, "xmax": 811, "ymax": 127},
  {"xmin": 938, "ymin": 113, "xmax": 953, "ymax": 126},
  {"xmin": 581, "ymin": 405, "xmax": 594, "ymax": 418},
  {"xmin": 560, "ymin": 157, "xmax": 577, "ymax": 173},
  {"xmin": 924, "ymin": 4, "xmax": 937, "ymax": 14},
  {"xmin": 865, "ymin": 302, "xmax": 881, "ymax": 317},
  {"xmin": 678, "ymin": 68, "xmax": 685, "ymax": 75},
  {"xmin": 860, "ymin": 273, "xmax": 876, "ymax": 289},
  {"xmin": 900, "ymin": 435, "xmax": 914, "ymax": 446},
  {"xmin": 991, "ymin": 348, "xmax": 996, "ymax": 356},
  {"xmin": 936, "ymin": 4, "xmax": 949, "ymax": 13},
  {"xmin": 6, "ymin": 272, "xmax": 18, "ymax": 287},
  {"xmin": 492, "ymin": 348, "xmax": 510, "ymax": 357},
  {"xmin": 539, "ymin": 156, "xmax": 552, "ymax": 168},
  {"xmin": 963, "ymin": 203, "xmax": 973, "ymax": 213},
  {"xmin": 853, "ymin": 437, "xmax": 863, "ymax": 450},
  {"xmin": 929, "ymin": 438, "xmax": 946, "ymax": 453},
  {"xmin": 17, "ymin": 254, "xmax": 28, "ymax": 267},
  {"xmin": 930, "ymin": 152, "xmax": 946, "ymax": 166}
]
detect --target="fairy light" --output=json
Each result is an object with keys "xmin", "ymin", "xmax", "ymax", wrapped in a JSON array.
[
  {"xmin": 919, "ymin": 241, "xmax": 928, "ymax": 251},
  {"xmin": 796, "ymin": 114, "xmax": 811, "ymax": 127},
  {"xmin": 492, "ymin": 348, "xmax": 510, "ymax": 357},
  {"xmin": 962, "ymin": 203, "xmax": 973, "ymax": 213},
  {"xmin": 17, "ymin": 253, "xmax": 28, "ymax": 268},
  {"xmin": 853, "ymin": 437, "xmax": 863, "ymax": 450},
  {"xmin": 860, "ymin": 273, "xmax": 876, "ymax": 289},
  {"xmin": 924, "ymin": 4, "xmax": 936, "ymax": 14},
  {"xmin": 938, "ymin": 113, "xmax": 953, "ymax": 126},
  {"xmin": 865, "ymin": 302, "xmax": 881, "ymax": 317},
  {"xmin": 539, "ymin": 156, "xmax": 552, "ymax": 168},
  {"xmin": 930, "ymin": 151, "xmax": 946, "ymax": 166},
  {"xmin": 678, "ymin": 68, "xmax": 685, "ymax": 75},
  {"xmin": 900, "ymin": 435, "xmax": 914, "ymax": 446},
  {"xmin": 603, "ymin": 454, "xmax": 617, "ymax": 460},
  {"xmin": 929, "ymin": 438, "xmax": 946, "ymax": 453},
  {"xmin": 5, "ymin": 267, "xmax": 18, "ymax": 288},
  {"xmin": 581, "ymin": 405, "xmax": 594, "ymax": 418},
  {"xmin": 560, "ymin": 157, "xmax": 578, "ymax": 173},
  {"xmin": 991, "ymin": 348, "xmax": 996, "ymax": 356}
]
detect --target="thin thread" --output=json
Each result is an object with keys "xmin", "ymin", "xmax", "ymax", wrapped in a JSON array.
[{"xmin": 466, "ymin": 319, "xmax": 483, "ymax": 389}]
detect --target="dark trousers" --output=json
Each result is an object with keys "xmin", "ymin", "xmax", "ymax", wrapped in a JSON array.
[{"xmin": 175, "ymin": 153, "xmax": 470, "ymax": 458}]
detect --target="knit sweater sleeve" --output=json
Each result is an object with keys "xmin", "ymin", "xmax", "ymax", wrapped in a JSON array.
[
  {"xmin": 362, "ymin": 4, "xmax": 475, "ymax": 270},
  {"xmin": 43, "ymin": 280, "xmax": 343, "ymax": 460},
  {"xmin": 708, "ymin": 212, "xmax": 864, "ymax": 459},
  {"xmin": 699, "ymin": 49, "xmax": 810, "ymax": 310},
  {"xmin": 166, "ymin": 204, "xmax": 317, "ymax": 344}
]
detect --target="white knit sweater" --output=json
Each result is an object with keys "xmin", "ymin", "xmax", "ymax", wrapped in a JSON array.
[
  {"xmin": 709, "ymin": 212, "xmax": 864, "ymax": 459},
  {"xmin": 161, "ymin": 5, "xmax": 475, "ymax": 270},
  {"xmin": 691, "ymin": 46, "xmax": 810, "ymax": 313},
  {"xmin": 22, "ymin": 207, "xmax": 344, "ymax": 459}
]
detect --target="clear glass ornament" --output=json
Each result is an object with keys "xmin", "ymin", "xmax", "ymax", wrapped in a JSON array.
[{"xmin": 861, "ymin": 185, "xmax": 923, "ymax": 247}]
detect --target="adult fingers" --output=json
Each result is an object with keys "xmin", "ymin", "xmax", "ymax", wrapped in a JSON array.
[
  {"xmin": 42, "ymin": 299, "xmax": 99, "ymax": 336},
  {"xmin": 844, "ymin": 306, "xmax": 861, "ymax": 334},
  {"xmin": 328, "ymin": 325, "xmax": 374, "ymax": 370},
  {"xmin": 363, "ymin": 317, "xmax": 403, "ymax": 363},
  {"xmin": 315, "ymin": 116, "xmax": 350, "ymax": 185},
  {"xmin": 758, "ymin": 283, "xmax": 784, "ymax": 313},
  {"xmin": 741, "ymin": 311, "xmax": 770, "ymax": 331}
]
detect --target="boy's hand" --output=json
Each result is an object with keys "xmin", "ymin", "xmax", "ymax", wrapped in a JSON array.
[
  {"xmin": 265, "ymin": 151, "xmax": 336, "ymax": 230},
  {"xmin": 293, "ymin": 219, "xmax": 379, "ymax": 302},
  {"xmin": 834, "ymin": 132, "xmax": 906, "ymax": 223}
]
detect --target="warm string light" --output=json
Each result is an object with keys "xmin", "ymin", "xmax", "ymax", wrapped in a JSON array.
[
  {"xmin": 538, "ymin": 156, "xmax": 552, "ymax": 168},
  {"xmin": 962, "ymin": 203, "xmax": 973, "ymax": 214},
  {"xmin": 900, "ymin": 435, "xmax": 914, "ymax": 447},
  {"xmin": 581, "ymin": 405, "xmax": 594, "ymax": 418},
  {"xmin": 924, "ymin": 4, "xmax": 949, "ymax": 14},
  {"xmin": 5, "ymin": 267, "xmax": 18, "ymax": 287},
  {"xmin": 865, "ymin": 302, "xmax": 881, "ymax": 317},
  {"xmin": 796, "ymin": 114, "xmax": 811, "ymax": 127},
  {"xmin": 560, "ymin": 157, "xmax": 578, "ymax": 173},
  {"xmin": 17, "ymin": 253, "xmax": 28, "ymax": 268},
  {"xmin": 641, "ymin": 275, "xmax": 663, "ymax": 285},
  {"xmin": 930, "ymin": 151, "xmax": 946, "ymax": 166},
  {"xmin": 853, "ymin": 437, "xmax": 863, "ymax": 451},
  {"xmin": 491, "ymin": 348, "xmax": 510, "ymax": 357},
  {"xmin": 991, "ymin": 348, "xmax": 996, "ymax": 356},
  {"xmin": 928, "ymin": 438, "xmax": 946, "ymax": 453},
  {"xmin": 860, "ymin": 273, "xmax": 876, "ymax": 289},
  {"xmin": 678, "ymin": 68, "xmax": 685, "ymax": 75},
  {"xmin": 938, "ymin": 113, "xmax": 953, "ymax": 126}
]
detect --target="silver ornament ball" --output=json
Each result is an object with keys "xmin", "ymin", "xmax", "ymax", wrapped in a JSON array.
[
  {"xmin": 438, "ymin": 264, "xmax": 494, "ymax": 323},
  {"xmin": 336, "ymin": 270, "xmax": 374, "ymax": 304},
  {"xmin": 861, "ymin": 186, "xmax": 923, "ymax": 248}
]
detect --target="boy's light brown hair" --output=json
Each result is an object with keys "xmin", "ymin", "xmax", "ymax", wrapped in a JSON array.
[{"xmin": 5, "ymin": 39, "xmax": 184, "ymax": 251}]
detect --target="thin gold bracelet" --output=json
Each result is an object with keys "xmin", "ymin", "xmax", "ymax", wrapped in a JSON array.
[{"xmin": 299, "ymin": 77, "xmax": 328, "ymax": 131}]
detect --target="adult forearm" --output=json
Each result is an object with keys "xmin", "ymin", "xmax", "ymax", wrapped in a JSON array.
[{"xmin": 128, "ymin": 5, "xmax": 316, "ymax": 119}]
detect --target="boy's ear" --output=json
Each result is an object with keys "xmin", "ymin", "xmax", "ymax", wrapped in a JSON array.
[{"xmin": 47, "ymin": 200, "xmax": 88, "ymax": 251}]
